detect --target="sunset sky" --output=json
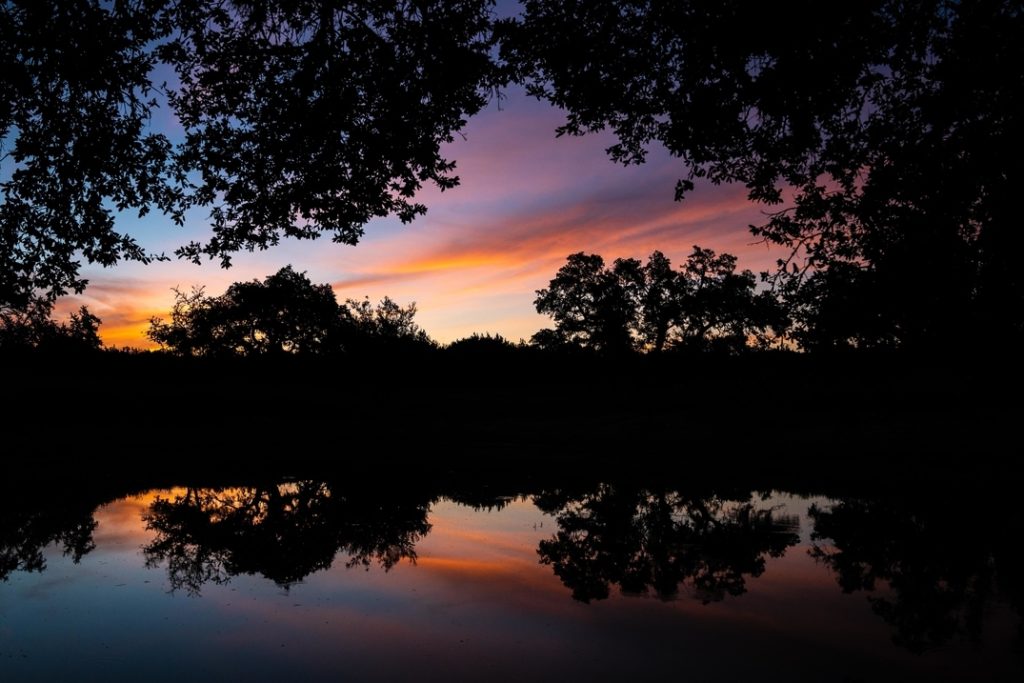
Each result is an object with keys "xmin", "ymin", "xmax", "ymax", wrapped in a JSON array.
[{"xmin": 59, "ymin": 86, "xmax": 781, "ymax": 348}]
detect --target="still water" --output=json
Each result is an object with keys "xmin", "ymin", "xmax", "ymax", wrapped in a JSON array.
[{"xmin": 1, "ymin": 481, "xmax": 1020, "ymax": 681}]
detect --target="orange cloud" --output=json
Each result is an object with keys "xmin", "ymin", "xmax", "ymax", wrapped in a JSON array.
[
  {"xmin": 322, "ymin": 179, "xmax": 776, "ymax": 343},
  {"xmin": 66, "ymin": 92, "xmax": 788, "ymax": 347}
]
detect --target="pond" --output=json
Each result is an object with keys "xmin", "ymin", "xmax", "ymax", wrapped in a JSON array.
[{"xmin": 1, "ymin": 480, "xmax": 1020, "ymax": 681}]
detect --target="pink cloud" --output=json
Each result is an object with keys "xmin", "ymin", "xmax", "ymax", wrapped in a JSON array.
[{"xmin": 72, "ymin": 91, "xmax": 786, "ymax": 347}]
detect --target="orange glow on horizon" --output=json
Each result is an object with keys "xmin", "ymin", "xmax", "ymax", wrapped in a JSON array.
[{"xmin": 62, "ymin": 93, "xmax": 784, "ymax": 348}]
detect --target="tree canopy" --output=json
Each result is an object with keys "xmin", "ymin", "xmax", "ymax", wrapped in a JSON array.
[
  {"xmin": 533, "ymin": 252, "xmax": 637, "ymax": 354},
  {"xmin": 4, "ymin": 1, "xmax": 1021, "ymax": 350},
  {"xmin": 1, "ymin": 0, "xmax": 497, "ymax": 306},
  {"xmin": 506, "ymin": 0, "xmax": 1024, "ymax": 349},
  {"xmin": 534, "ymin": 247, "xmax": 786, "ymax": 353},
  {"xmin": 147, "ymin": 265, "xmax": 431, "ymax": 355},
  {"xmin": 0, "ymin": 298, "xmax": 101, "ymax": 352}
]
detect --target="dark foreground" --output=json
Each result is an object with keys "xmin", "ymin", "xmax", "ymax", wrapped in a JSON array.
[
  {"xmin": 4, "ymin": 351, "xmax": 1020, "ymax": 481},
  {"xmin": 3, "ymin": 352, "xmax": 1020, "ymax": 679}
]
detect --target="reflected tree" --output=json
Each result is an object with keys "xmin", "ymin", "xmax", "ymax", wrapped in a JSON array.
[
  {"xmin": 142, "ymin": 481, "xmax": 432, "ymax": 594},
  {"xmin": 0, "ymin": 497, "xmax": 97, "ymax": 581},
  {"xmin": 535, "ymin": 485, "xmax": 799, "ymax": 603},
  {"xmin": 809, "ymin": 497, "xmax": 1024, "ymax": 654}
]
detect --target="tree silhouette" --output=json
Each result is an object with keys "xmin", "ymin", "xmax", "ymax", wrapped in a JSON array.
[
  {"xmin": 0, "ymin": 297, "xmax": 102, "ymax": 353},
  {"xmin": 528, "ymin": 327, "xmax": 573, "ymax": 351},
  {"xmin": 786, "ymin": 263, "xmax": 901, "ymax": 351},
  {"xmin": 673, "ymin": 246, "xmax": 787, "ymax": 352},
  {"xmin": 535, "ymin": 248, "xmax": 785, "ymax": 352},
  {"xmin": 446, "ymin": 332, "xmax": 519, "ymax": 354},
  {"xmin": 1, "ymin": 0, "xmax": 497, "ymax": 307},
  {"xmin": 142, "ymin": 482, "xmax": 432, "ymax": 595},
  {"xmin": 506, "ymin": 1, "xmax": 1024, "ymax": 349},
  {"xmin": 340, "ymin": 295, "xmax": 435, "ymax": 352},
  {"xmin": 0, "ymin": 0, "xmax": 181, "ymax": 309},
  {"xmin": 636, "ymin": 251, "xmax": 681, "ymax": 352},
  {"xmin": 147, "ymin": 266, "xmax": 431, "ymax": 355},
  {"xmin": 148, "ymin": 266, "xmax": 343, "ymax": 356},
  {"xmin": 8, "ymin": 2, "xmax": 1020, "ymax": 348},
  {"xmin": 533, "ymin": 252, "xmax": 637, "ymax": 354},
  {"xmin": 535, "ymin": 485, "xmax": 799, "ymax": 603}
]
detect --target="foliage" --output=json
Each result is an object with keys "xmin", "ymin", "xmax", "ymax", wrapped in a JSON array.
[
  {"xmin": 506, "ymin": 0, "xmax": 1024, "ymax": 349},
  {"xmin": 0, "ymin": 0, "xmax": 179, "ymax": 309},
  {"xmin": 528, "ymin": 327, "xmax": 571, "ymax": 351},
  {"xmin": 341, "ymin": 295, "xmax": 434, "ymax": 351},
  {"xmin": 0, "ymin": 298, "xmax": 102, "ymax": 352},
  {"xmin": 1, "ymin": 0, "xmax": 498, "ymax": 306},
  {"xmin": 673, "ymin": 247, "xmax": 789, "ymax": 352},
  {"xmin": 533, "ymin": 252, "xmax": 637, "ymax": 353},
  {"xmin": 147, "ymin": 265, "xmax": 431, "ymax": 355},
  {"xmin": 147, "ymin": 265, "xmax": 342, "ymax": 355},
  {"xmin": 446, "ymin": 332, "xmax": 518, "ymax": 354},
  {"xmin": 6, "ymin": 2, "xmax": 1021, "ymax": 351},
  {"xmin": 534, "ymin": 247, "xmax": 786, "ymax": 353},
  {"xmin": 163, "ymin": 0, "xmax": 498, "ymax": 267}
]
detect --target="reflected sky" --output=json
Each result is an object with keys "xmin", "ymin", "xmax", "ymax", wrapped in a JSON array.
[{"xmin": 1, "ymin": 489, "xmax": 1020, "ymax": 682}]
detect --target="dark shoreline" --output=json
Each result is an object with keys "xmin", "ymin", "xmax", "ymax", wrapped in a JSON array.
[{"xmin": 4, "ymin": 350, "xmax": 1018, "ymax": 496}]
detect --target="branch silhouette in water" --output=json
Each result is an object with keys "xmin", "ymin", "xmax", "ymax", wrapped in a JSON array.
[
  {"xmin": 534, "ymin": 485, "xmax": 799, "ymax": 603},
  {"xmin": 809, "ymin": 496, "xmax": 1024, "ymax": 655},
  {"xmin": 0, "ymin": 495, "xmax": 97, "ymax": 582},
  {"xmin": 142, "ymin": 482, "xmax": 432, "ymax": 595}
]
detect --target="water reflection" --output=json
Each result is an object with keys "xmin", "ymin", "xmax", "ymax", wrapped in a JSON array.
[
  {"xmin": 535, "ymin": 485, "xmax": 800, "ymax": 603},
  {"xmin": 810, "ymin": 495, "xmax": 1024, "ymax": 654},
  {"xmin": 142, "ymin": 482, "xmax": 432, "ymax": 594},
  {"xmin": 0, "ymin": 494, "xmax": 96, "ymax": 581},
  {"xmin": 0, "ymin": 478, "xmax": 1021, "ymax": 680}
]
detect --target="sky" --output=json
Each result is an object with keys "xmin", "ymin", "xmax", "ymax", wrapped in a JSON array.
[
  {"xmin": 54, "ymin": 84, "xmax": 783, "ymax": 349},
  {"xmin": 41, "ymin": 0, "xmax": 789, "ymax": 349}
]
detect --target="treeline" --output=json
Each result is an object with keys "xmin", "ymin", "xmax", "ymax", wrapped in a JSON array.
[
  {"xmin": 0, "ymin": 242, "xmax": 999, "ymax": 356},
  {"xmin": 0, "ymin": 300, "xmax": 102, "ymax": 353},
  {"xmin": 533, "ymin": 247, "xmax": 787, "ymax": 354},
  {"xmin": 0, "ymin": 247, "xmax": 783, "ymax": 357},
  {"xmin": 146, "ymin": 265, "xmax": 434, "ymax": 356},
  {"xmin": 141, "ymin": 246, "xmax": 795, "ymax": 358}
]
